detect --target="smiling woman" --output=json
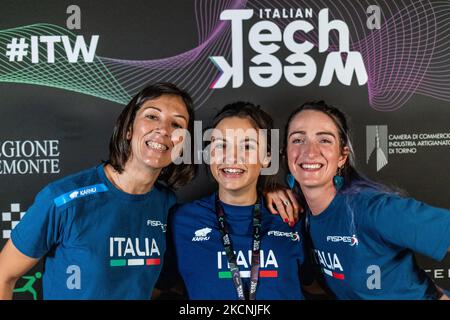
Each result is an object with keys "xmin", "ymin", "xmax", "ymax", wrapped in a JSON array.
[
  {"xmin": 283, "ymin": 100, "xmax": 450, "ymax": 300},
  {"xmin": 170, "ymin": 101, "xmax": 313, "ymax": 300},
  {"xmin": 209, "ymin": 116, "xmax": 270, "ymax": 206},
  {"xmin": 106, "ymin": 83, "xmax": 195, "ymax": 190},
  {"xmin": 287, "ymin": 109, "xmax": 349, "ymax": 214},
  {"xmin": 0, "ymin": 82, "xmax": 196, "ymax": 300}
]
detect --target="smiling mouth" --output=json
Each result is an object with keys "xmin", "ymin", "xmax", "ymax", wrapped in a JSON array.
[
  {"xmin": 146, "ymin": 141, "xmax": 169, "ymax": 151},
  {"xmin": 220, "ymin": 167, "xmax": 245, "ymax": 175},
  {"xmin": 300, "ymin": 163, "xmax": 323, "ymax": 170}
]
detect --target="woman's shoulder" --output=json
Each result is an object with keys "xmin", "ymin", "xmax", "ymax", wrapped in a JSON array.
[
  {"xmin": 342, "ymin": 187, "xmax": 409, "ymax": 231},
  {"xmin": 343, "ymin": 187, "xmax": 396, "ymax": 206},
  {"xmin": 42, "ymin": 166, "xmax": 101, "ymax": 197},
  {"xmin": 153, "ymin": 182, "xmax": 177, "ymax": 203},
  {"xmin": 337, "ymin": 188, "xmax": 399, "ymax": 227}
]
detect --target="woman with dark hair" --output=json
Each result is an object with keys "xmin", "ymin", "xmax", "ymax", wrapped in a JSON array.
[
  {"xmin": 0, "ymin": 82, "xmax": 196, "ymax": 299},
  {"xmin": 281, "ymin": 100, "xmax": 450, "ymax": 299},
  {"xmin": 170, "ymin": 102, "xmax": 313, "ymax": 300}
]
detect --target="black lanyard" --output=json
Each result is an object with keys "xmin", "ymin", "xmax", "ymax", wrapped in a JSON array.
[{"xmin": 215, "ymin": 194, "xmax": 262, "ymax": 300}]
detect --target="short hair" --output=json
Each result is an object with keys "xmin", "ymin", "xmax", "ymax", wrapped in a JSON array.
[
  {"xmin": 107, "ymin": 82, "xmax": 196, "ymax": 189},
  {"xmin": 210, "ymin": 101, "xmax": 275, "ymax": 192}
]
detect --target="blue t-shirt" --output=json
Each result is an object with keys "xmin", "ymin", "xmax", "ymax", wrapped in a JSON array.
[
  {"xmin": 306, "ymin": 189, "xmax": 450, "ymax": 300},
  {"xmin": 171, "ymin": 193, "xmax": 307, "ymax": 300},
  {"xmin": 12, "ymin": 165, "xmax": 176, "ymax": 300}
]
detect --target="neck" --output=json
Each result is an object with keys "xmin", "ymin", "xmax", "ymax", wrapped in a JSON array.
[
  {"xmin": 105, "ymin": 163, "xmax": 160, "ymax": 194},
  {"xmin": 218, "ymin": 185, "xmax": 258, "ymax": 206},
  {"xmin": 302, "ymin": 183, "xmax": 337, "ymax": 215}
]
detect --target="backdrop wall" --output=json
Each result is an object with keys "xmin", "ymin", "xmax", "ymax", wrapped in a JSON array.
[{"xmin": 1, "ymin": 0, "xmax": 449, "ymax": 300}]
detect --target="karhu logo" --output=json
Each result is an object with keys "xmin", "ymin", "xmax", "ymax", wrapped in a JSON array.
[
  {"xmin": 54, "ymin": 184, "xmax": 108, "ymax": 207},
  {"xmin": 70, "ymin": 187, "xmax": 96, "ymax": 199},
  {"xmin": 69, "ymin": 191, "xmax": 79, "ymax": 199},
  {"xmin": 79, "ymin": 187, "xmax": 97, "ymax": 196},
  {"xmin": 192, "ymin": 227, "xmax": 212, "ymax": 242}
]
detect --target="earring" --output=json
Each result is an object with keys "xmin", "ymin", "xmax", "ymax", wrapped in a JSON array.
[
  {"xmin": 286, "ymin": 173, "xmax": 295, "ymax": 189},
  {"xmin": 333, "ymin": 167, "xmax": 344, "ymax": 191}
]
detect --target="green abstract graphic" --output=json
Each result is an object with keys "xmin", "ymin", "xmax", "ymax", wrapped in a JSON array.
[
  {"xmin": 0, "ymin": 24, "xmax": 130, "ymax": 104},
  {"xmin": 2, "ymin": 0, "xmax": 450, "ymax": 111},
  {"xmin": 0, "ymin": 1, "xmax": 234, "ymax": 108}
]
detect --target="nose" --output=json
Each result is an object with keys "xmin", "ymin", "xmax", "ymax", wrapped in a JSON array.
[
  {"xmin": 222, "ymin": 142, "xmax": 249, "ymax": 165},
  {"xmin": 304, "ymin": 140, "xmax": 320, "ymax": 157},
  {"xmin": 155, "ymin": 120, "xmax": 171, "ymax": 137},
  {"xmin": 225, "ymin": 145, "xmax": 239, "ymax": 164}
]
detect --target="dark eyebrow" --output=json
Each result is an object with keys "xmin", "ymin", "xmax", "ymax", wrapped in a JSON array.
[
  {"xmin": 211, "ymin": 137, "xmax": 226, "ymax": 142},
  {"xmin": 174, "ymin": 114, "xmax": 188, "ymax": 122},
  {"xmin": 144, "ymin": 106, "xmax": 188, "ymax": 123},
  {"xmin": 211, "ymin": 137, "xmax": 259, "ymax": 145},
  {"xmin": 288, "ymin": 130, "xmax": 305, "ymax": 138},
  {"xmin": 317, "ymin": 131, "xmax": 336, "ymax": 139},
  {"xmin": 145, "ymin": 106, "xmax": 161, "ymax": 112},
  {"xmin": 242, "ymin": 137, "xmax": 258, "ymax": 144},
  {"xmin": 288, "ymin": 131, "xmax": 336, "ymax": 139}
]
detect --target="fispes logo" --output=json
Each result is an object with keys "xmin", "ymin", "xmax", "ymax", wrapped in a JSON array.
[
  {"xmin": 147, "ymin": 219, "xmax": 167, "ymax": 233},
  {"xmin": 326, "ymin": 235, "xmax": 359, "ymax": 246},
  {"xmin": 350, "ymin": 235, "xmax": 359, "ymax": 246},
  {"xmin": 267, "ymin": 230, "xmax": 300, "ymax": 242}
]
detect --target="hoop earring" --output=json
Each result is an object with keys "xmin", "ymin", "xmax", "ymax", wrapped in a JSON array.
[{"xmin": 333, "ymin": 167, "xmax": 344, "ymax": 191}]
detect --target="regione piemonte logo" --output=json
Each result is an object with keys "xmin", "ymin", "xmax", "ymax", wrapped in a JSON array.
[{"xmin": 366, "ymin": 125, "xmax": 388, "ymax": 172}]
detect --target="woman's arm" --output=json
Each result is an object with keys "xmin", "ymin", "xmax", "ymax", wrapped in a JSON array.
[{"xmin": 0, "ymin": 240, "xmax": 39, "ymax": 299}]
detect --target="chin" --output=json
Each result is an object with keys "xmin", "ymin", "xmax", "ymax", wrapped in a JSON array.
[
  {"xmin": 299, "ymin": 181, "xmax": 320, "ymax": 189},
  {"xmin": 219, "ymin": 181, "xmax": 247, "ymax": 191},
  {"xmin": 144, "ymin": 159, "xmax": 171, "ymax": 170}
]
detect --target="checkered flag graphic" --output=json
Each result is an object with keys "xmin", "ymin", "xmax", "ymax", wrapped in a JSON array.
[{"xmin": 2, "ymin": 203, "xmax": 26, "ymax": 239}]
